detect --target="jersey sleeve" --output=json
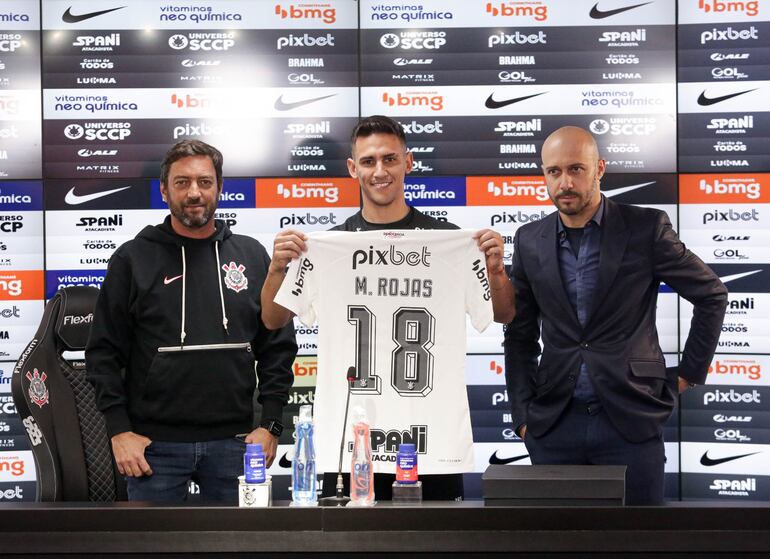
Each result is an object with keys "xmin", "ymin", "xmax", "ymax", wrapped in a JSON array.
[
  {"xmin": 464, "ymin": 237, "xmax": 494, "ymax": 333},
  {"xmin": 274, "ymin": 241, "xmax": 320, "ymax": 327}
]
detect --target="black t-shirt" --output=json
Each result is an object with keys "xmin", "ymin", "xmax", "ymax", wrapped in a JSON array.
[{"xmin": 331, "ymin": 206, "xmax": 459, "ymax": 231}]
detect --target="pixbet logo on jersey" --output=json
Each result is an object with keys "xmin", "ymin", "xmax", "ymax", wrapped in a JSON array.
[
  {"xmin": 697, "ymin": 0, "xmax": 759, "ymax": 16},
  {"xmin": 485, "ymin": 2, "xmax": 547, "ymax": 20},
  {"xmin": 275, "ymin": 3, "xmax": 336, "ymax": 24},
  {"xmin": 699, "ymin": 178, "xmax": 761, "ymax": 200},
  {"xmin": 382, "ymin": 92, "xmax": 443, "ymax": 111},
  {"xmin": 352, "ymin": 245, "xmax": 431, "ymax": 270}
]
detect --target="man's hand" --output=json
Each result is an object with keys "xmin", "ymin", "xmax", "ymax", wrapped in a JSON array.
[
  {"xmin": 473, "ymin": 228, "xmax": 505, "ymax": 276},
  {"xmin": 473, "ymin": 228, "xmax": 516, "ymax": 323},
  {"xmin": 269, "ymin": 229, "xmax": 307, "ymax": 275},
  {"xmin": 678, "ymin": 377, "xmax": 695, "ymax": 394},
  {"xmin": 246, "ymin": 427, "xmax": 279, "ymax": 468},
  {"xmin": 111, "ymin": 431, "xmax": 153, "ymax": 477},
  {"xmin": 519, "ymin": 425, "xmax": 527, "ymax": 440}
]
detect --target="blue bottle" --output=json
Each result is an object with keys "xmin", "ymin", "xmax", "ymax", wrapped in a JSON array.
[
  {"xmin": 244, "ymin": 443, "xmax": 266, "ymax": 484},
  {"xmin": 292, "ymin": 404, "xmax": 317, "ymax": 506},
  {"xmin": 396, "ymin": 443, "xmax": 418, "ymax": 484}
]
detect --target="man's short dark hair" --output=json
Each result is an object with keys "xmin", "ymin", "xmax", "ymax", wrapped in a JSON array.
[
  {"xmin": 160, "ymin": 140, "xmax": 223, "ymax": 186},
  {"xmin": 350, "ymin": 115, "xmax": 407, "ymax": 151}
]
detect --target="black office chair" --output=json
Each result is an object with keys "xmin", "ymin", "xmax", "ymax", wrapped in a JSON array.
[{"xmin": 11, "ymin": 286, "xmax": 124, "ymax": 501}]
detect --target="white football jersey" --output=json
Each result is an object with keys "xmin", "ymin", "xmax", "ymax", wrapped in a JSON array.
[{"xmin": 275, "ymin": 229, "xmax": 494, "ymax": 474}]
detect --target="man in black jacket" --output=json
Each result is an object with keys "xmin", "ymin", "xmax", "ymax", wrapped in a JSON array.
[
  {"xmin": 86, "ymin": 140, "xmax": 297, "ymax": 503},
  {"xmin": 504, "ymin": 126, "xmax": 727, "ymax": 505}
]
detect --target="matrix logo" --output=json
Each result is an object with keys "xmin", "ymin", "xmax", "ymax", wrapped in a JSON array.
[
  {"xmin": 277, "ymin": 182, "xmax": 338, "ymax": 203},
  {"xmin": 275, "ymin": 3, "xmax": 336, "ymax": 24},
  {"xmin": 485, "ymin": 2, "xmax": 548, "ymax": 20},
  {"xmin": 382, "ymin": 92, "xmax": 443, "ymax": 111},
  {"xmin": 487, "ymin": 180, "xmax": 549, "ymax": 201},
  {"xmin": 699, "ymin": 178, "xmax": 760, "ymax": 200},
  {"xmin": 698, "ymin": 0, "xmax": 759, "ymax": 16},
  {"xmin": 352, "ymin": 245, "xmax": 431, "ymax": 270}
]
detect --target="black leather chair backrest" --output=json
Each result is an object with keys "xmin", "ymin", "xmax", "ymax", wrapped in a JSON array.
[{"xmin": 11, "ymin": 286, "xmax": 124, "ymax": 501}]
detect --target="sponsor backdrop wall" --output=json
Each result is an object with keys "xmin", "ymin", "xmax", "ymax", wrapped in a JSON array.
[{"xmin": 0, "ymin": 0, "xmax": 768, "ymax": 502}]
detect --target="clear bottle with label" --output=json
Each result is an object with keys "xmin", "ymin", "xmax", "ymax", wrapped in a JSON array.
[
  {"xmin": 292, "ymin": 404, "xmax": 317, "ymax": 506},
  {"xmin": 350, "ymin": 407, "xmax": 375, "ymax": 506}
]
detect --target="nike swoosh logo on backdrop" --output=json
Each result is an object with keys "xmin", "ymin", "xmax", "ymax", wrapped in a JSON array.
[
  {"xmin": 718, "ymin": 270, "xmax": 762, "ymax": 284},
  {"xmin": 700, "ymin": 451, "xmax": 759, "ymax": 466},
  {"xmin": 603, "ymin": 182, "xmax": 655, "ymax": 198},
  {"xmin": 62, "ymin": 6, "xmax": 127, "ymax": 23},
  {"xmin": 485, "ymin": 92, "xmax": 546, "ymax": 109},
  {"xmin": 589, "ymin": 2, "xmax": 653, "ymax": 19},
  {"xmin": 489, "ymin": 451, "xmax": 529, "ymax": 465},
  {"xmin": 697, "ymin": 89, "xmax": 757, "ymax": 106},
  {"xmin": 274, "ymin": 94, "xmax": 336, "ymax": 111},
  {"xmin": 278, "ymin": 453, "xmax": 292, "ymax": 468},
  {"xmin": 64, "ymin": 186, "xmax": 131, "ymax": 205},
  {"xmin": 164, "ymin": 275, "xmax": 183, "ymax": 285}
]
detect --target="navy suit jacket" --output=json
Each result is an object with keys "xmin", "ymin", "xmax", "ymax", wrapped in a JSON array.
[{"xmin": 504, "ymin": 197, "xmax": 727, "ymax": 443}]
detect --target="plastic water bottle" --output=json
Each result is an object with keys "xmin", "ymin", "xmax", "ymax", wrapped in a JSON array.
[
  {"xmin": 292, "ymin": 404, "xmax": 317, "ymax": 506},
  {"xmin": 396, "ymin": 443, "xmax": 418, "ymax": 484},
  {"xmin": 350, "ymin": 407, "xmax": 375, "ymax": 506},
  {"xmin": 243, "ymin": 443, "xmax": 266, "ymax": 484}
]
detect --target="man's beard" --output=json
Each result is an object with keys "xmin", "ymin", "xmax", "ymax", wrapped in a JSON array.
[{"xmin": 170, "ymin": 201, "xmax": 216, "ymax": 228}]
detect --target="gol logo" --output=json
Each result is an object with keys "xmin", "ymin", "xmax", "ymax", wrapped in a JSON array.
[
  {"xmin": 485, "ymin": 2, "xmax": 548, "ymax": 21},
  {"xmin": 382, "ymin": 92, "xmax": 443, "ymax": 111},
  {"xmin": 274, "ymin": 3, "xmax": 336, "ymax": 24},
  {"xmin": 698, "ymin": 0, "xmax": 759, "ymax": 16}
]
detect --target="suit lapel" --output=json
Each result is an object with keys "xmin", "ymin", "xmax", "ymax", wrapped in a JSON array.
[
  {"xmin": 537, "ymin": 214, "xmax": 581, "ymax": 330},
  {"xmin": 586, "ymin": 197, "xmax": 629, "ymax": 327}
]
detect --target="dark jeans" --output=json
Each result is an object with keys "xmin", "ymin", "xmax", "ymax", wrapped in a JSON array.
[
  {"xmin": 127, "ymin": 438, "xmax": 245, "ymax": 504},
  {"xmin": 524, "ymin": 399, "xmax": 665, "ymax": 506}
]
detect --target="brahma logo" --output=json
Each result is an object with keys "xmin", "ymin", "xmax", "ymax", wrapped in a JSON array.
[
  {"xmin": 485, "ymin": 1, "xmax": 548, "ymax": 20},
  {"xmin": 699, "ymin": 178, "xmax": 761, "ymax": 200},
  {"xmin": 697, "ymin": 0, "xmax": 759, "ymax": 16},
  {"xmin": 382, "ymin": 92, "xmax": 443, "ymax": 111},
  {"xmin": 275, "ymin": 3, "xmax": 336, "ymax": 24},
  {"xmin": 171, "ymin": 93, "xmax": 213, "ymax": 109},
  {"xmin": 708, "ymin": 359, "xmax": 762, "ymax": 381},
  {"xmin": 278, "ymin": 182, "xmax": 337, "ymax": 203}
]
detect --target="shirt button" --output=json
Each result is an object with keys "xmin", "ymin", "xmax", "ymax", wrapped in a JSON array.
[{"xmin": 581, "ymin": 342, "xmax": 589, "ymax": 350}]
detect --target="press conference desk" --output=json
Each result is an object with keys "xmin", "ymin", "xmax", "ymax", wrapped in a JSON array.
[{"xmin": 1, "ymin": 501, "xmax": 769, "ymax": 556}]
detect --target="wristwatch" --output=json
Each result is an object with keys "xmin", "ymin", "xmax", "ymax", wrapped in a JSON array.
[{"xmin": 259, "ymin": 419, "xmax": 284, "ymax": 438}]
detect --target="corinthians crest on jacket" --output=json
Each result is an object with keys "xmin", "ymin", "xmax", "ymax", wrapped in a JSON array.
[
  {"xmin": 222, "ymin": 261, "xmax": 248, "ymax": 292},
  {"xmin": 26, "ymin": 368, "xmax": 49, "ymax": 408}
]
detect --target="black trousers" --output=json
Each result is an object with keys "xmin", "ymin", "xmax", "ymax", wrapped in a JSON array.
[{"xmin": 524, "ymin": 398, "xmax": 665, "ymax": 506}]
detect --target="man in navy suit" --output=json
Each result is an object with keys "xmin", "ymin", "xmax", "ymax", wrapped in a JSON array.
[{"xmin": 504, "ymin": 126, "xmax": 727, "ymax": 505}]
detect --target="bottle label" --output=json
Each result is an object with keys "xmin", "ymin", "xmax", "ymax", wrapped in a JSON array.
[
  {"xmin": 244, "ymin": 453, "xmax": 266, "ymax": 483},
  {"xmin": 396, "ymin": 454, "xmax": 418, "ymax": 483}
]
